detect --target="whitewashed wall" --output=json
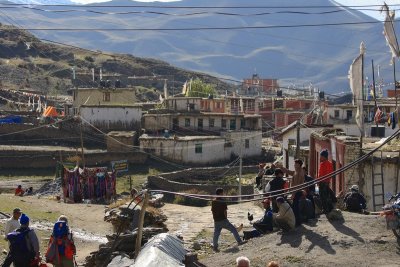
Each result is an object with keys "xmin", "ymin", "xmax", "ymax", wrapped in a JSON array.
[{"xmin": 80, "ymin": 106, "xmax": 142, "ymax": 130}]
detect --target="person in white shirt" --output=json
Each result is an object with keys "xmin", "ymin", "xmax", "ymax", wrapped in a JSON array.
[{"xmin": 4, "ymin": 208, "xmax": 21, "ymax": 239}]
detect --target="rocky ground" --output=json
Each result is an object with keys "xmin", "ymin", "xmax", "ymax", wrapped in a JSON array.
[{"xmin": 162, "ymin": 203, "xmax": 400, "ymax": 267}]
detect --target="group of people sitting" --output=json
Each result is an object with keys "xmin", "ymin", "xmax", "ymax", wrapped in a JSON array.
[
  {"xmin": 3, "ymin": 208, "xmax": 76, "ymax": 267},
  {"xmin": 248, "ymin": 154, "xmax": 368, "ymax": 239},
  {"xmin": 14, "ymin": 185, "xmax": 33, "ymax": 197}
]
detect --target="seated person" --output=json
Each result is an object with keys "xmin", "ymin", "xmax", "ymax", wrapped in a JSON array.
[
  {"xmin": 273, "ymin": 197, "xmax": 295, "ymax": 231},
  {"xmin": 265, "ymin": 169, "xmax": 289, "ymax": 212},
  {"xmin": 297, "ymin": 190, "xmax": 315, "ymax": 223},
  {"xmin": 243, "ymin": 198, "xmax": 273, "ymax": 240},
  {"xmin": 24, "ymin": 187, "xmax": 34, "ymax": 196},
  {"xmin": 15, "ymin": 185, "xmax": 24, "ymax": 196},
  {"xmin": 344, "ymin": 185, "xmax": 367, "ymax": 212}
]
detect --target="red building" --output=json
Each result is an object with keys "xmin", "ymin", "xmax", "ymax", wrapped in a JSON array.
[{"xmin": 242, "ymin": 73, "xmax": 279, "ymax": 95}]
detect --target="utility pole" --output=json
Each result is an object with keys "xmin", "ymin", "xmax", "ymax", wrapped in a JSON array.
[
  {"xmin": 135, "ymin": 190, "xmax": 149, "ymax": 258},
  {"xmin": 80, "ymin": 121, "xmax": 85, "ymax": 167},
  {"xmin": 295, "ymin": 120, "xmax": 300, "ymax": 159}
]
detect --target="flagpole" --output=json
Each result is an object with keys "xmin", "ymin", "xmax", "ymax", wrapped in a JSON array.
[{"xmin": 372, "ymin": 60, "xmax": 378, "ymax": 130}]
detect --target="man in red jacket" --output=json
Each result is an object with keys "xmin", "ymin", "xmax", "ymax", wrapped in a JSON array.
[{"xmin": 318, "ymin": 149, "xmax": 334, "ymax": 214}]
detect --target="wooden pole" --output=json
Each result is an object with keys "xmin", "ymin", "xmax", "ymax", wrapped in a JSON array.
[
  {"xmin": 80, "ymin": 121, "xmax": 85, "ymax": 167},
  {"xmin": 135, "ymin": 190, "xmax": 149, "ymax": 258}
]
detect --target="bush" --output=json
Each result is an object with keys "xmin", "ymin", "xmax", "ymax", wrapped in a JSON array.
[
  {"xmin": 84, "ymin": 56, "xmax": 94, "ymax": 62},
  {"xmin": 173, "ymin": 189, "xmax": 210, "ymax": 207}
]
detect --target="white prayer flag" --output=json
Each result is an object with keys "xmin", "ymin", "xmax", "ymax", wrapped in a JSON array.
[
  {"xmin": 348, "ymin": 42, "xmax": 365, "ymax": 136},
  {"xmin": 381, "ymin": 3, "xmax": 400, "ymax": 64}
]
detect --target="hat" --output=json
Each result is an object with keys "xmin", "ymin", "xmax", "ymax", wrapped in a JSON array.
[
  {"xmin": 262, "ymin": 198, "xmax": 270, "ymax": 205},
  {"xmin": 320, "ymin": 149, "xmax": 329, "ymax": 158},
  {"xmin": 274, "ymin": 168, "xmax": 284, "ymax": 175},
  {"xmin": 276, "ymin": 197, "xmax": 285, "ymax": 203},
  {"xmin": 13, "ymin": 208, "xmax": 21, "ymax": 213},
  {"xmin": 19, "ymin": 214, "xmax": 29, "ymax": 225},
  {"xmin": 350, "ymin": 185, "xmax": 359, "ymax": 191}
]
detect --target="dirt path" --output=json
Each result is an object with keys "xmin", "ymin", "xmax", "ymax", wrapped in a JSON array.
[
  {"xmin": 161, "ymin": 202, "xmax": 265, "ymax": 244},
  {"xmin": 0, "ymin": 194, "xmax": 112, "ymax": 264}
]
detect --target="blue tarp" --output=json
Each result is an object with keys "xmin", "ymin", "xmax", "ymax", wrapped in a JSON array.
[{"xmin": 0, "ymin": 116, "xmax": 22, "ymax": 124}]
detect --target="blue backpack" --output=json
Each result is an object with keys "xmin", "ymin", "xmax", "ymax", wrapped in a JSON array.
[
  {"xmin": 53, "ymin": 220, "xmax": 69, "ymax": 238},
  {"xmin": 7, "ymin": 228, "xmax": 35, "ymax": 265}
]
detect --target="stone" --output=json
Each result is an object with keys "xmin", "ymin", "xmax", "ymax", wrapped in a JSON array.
[{"xmin": 107, "ymin": 255, "xmax": 135, "ymax": 267}]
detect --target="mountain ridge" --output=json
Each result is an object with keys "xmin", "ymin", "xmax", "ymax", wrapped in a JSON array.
[{"xmin": 0, "ymin": 0, "xmax": 398, "ymax": 93}]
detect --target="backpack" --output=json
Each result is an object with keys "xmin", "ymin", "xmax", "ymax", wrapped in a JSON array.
[
  {"xmin": 46, "ymin": 221, "xmax": 75, "ymax": 263},
  {"xmin": 7, "ymin": 228, "xmax": 35, "ymax": 265},
  {"xmin": 346, "ymin": 192, "xmax": 361, "ymax": 211}
]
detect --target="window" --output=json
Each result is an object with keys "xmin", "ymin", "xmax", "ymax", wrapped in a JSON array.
[
  {"xmin": 195, "ymin": 143, "xmax": 202, "ymax": 154},
  {"xmin": 185, "ymin": 118, "xmax": 190, "ymax": 127},
  {"xmin": 305, "ymin": 103, "xmax": 311, "ymax": 109},
  {"xmin": 103, "ymin": 92, "xmax": 110, "ymax": 102},
  {"xmin": 221, "ymin": 119, "xmax": 226, "ymax": 128},
  {"xmin": 198, "ymin": 118, "xmax": 203, "ymax": 130},
  {"xmin": 230, "ymin": 119, "xmax": 236, "ymax": 130},
  {"xmin": 334, "ymin": 110, "xmax": 340, "ymax": 118},
  {"xmin": 216, "ymin": 102, "xmax": 221, "ymax": 109},
  {"xmin": 209, "ymin": 118, "xmax": 215, "ymax": 128},
  {"xmin": 245, "ymin": 139, "xmax": 249, "ymax": 148},
  {"xmin": 240, "ymin": 119, "xmax": 245, "ymax": 129},
  {"xmin": 346, "ymin": 110, "xmax": 353, "ymax": 120}
]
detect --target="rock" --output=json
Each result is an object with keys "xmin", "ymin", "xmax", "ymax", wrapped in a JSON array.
[
  {"xmin": 192, "ymin": 241, "xmax": 201, "ymax": 250},
  {"xmin": 107, "ymin": 255, "xmax": 135, "ymax": 267}
]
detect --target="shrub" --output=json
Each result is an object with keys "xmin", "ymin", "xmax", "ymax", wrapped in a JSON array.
[
  {"xmin": 84, "ymin": 56, "xmax": 94, "ymax": 62},
  {"xmin": 173, "ymin": 189, "xmax": 210, "ymax": 207}
]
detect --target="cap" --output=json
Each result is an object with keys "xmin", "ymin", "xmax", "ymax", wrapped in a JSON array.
[
  {"xmin": 276, "ymin": 197, "xmax": 285, "ymax": 203},
  {"xmin": 274, "ymin": 168, "xmax": 284, "ymax": 175},
  {"xmin": 320, "ymin": 149, "xmax": 329, "ymax": 158},
  {"xmin": 350, "ymin": 185, "xmax": 359, "ymax": 191},
  {"xmin": 19, "ymin": 214, "xmax": 29, "ymax": 225},
  {"xmin": 13, "ymin": 208, "xmax": 21, "ymax": 213},
  {"xmin": 262, "ymin": 198, "xmax": 270, "ymax": 205}
]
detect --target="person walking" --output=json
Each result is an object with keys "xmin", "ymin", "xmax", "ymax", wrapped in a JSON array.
[
  {"xmin": 45, "ymin": 215, "xmax": 76, "ymax": 267},
  {"xmin": 2, "ymin": 214, "xmax": 40, "ymax": 267},
  {"xmin": 318, "ymin": 149, "xmax": 334, "ymax": 214},
  {"xmin": 211, "ymin": 188, "xmax": 246, "ymax": 252},
  {"xmin": 4, "ymin": 208, "xmax": 21, "ymax": 238}
]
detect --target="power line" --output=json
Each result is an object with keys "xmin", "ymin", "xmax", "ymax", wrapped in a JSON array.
[
  {"xmin": 6, "ymin": 20, "xmax": 387, "ymax": 31},
  {"xmin": 0, "ymin": 3, "xmax": 398, "ymax": 9},
  {"xmin": 1, "ymin": 5, "xmax": 398, "ymax": 17}
]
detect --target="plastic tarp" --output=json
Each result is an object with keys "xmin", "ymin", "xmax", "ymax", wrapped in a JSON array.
[
  {"xmin": 132, "ymin": 233, "xmax": 186, "ymax": 267},
  {"xmin": 0, "ymin": 116, "xmax": 22, "ymax": 124},
  {"xmin": 43, "ymin": 106, "xmax": 58, "ymax": 117}
]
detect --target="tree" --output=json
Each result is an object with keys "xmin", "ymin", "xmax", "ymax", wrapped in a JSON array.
[{"xmin": 186, "ymin": 78, "xmax": 217, "ymax": 97}]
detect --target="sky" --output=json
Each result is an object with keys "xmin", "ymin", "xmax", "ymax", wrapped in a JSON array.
[{"xmin": 68, "ymin": 0, "xmax": 399, "ymax": 21}]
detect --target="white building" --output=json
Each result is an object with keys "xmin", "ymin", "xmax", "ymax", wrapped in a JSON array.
[
  {"xmin": 139, "ymin": 130, "xmax": 262, "ymax": 165},
  {"xmin": 280, "ymin": 121, "xmax": 333, "ymax": 168},
  {"xmin": 80, "ymin": 104, "xmax": 143, "ymax": 130}
]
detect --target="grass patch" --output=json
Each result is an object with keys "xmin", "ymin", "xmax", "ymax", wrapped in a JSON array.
[
  {"xmin": 0, "ymin": 195, "xmax": 59, "ymax": 222},
  {"xmin": 283, "ymin": 255, "xmax": 305, "ymax": 264}
]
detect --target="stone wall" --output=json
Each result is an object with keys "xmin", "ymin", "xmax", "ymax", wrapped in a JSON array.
[
  {"xmin": 0, "ymin": 150, "xmax": 147, "ymax": 169},
  {"xmin": 147, "ymin": 166, "xmax": 257, "ymax": 196}
]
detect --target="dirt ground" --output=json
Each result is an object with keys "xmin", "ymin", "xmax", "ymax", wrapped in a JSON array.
[
  {"xmin": 0, "ymin": 194, "xmax": 112, "ymax": 265},
  {"xmin": 0, "ymin": 186, "xmax": 399, "ymax": 267},
  {"xmin": 162, "ymin": 203, "xmax": 400, "ymax": 267}
]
